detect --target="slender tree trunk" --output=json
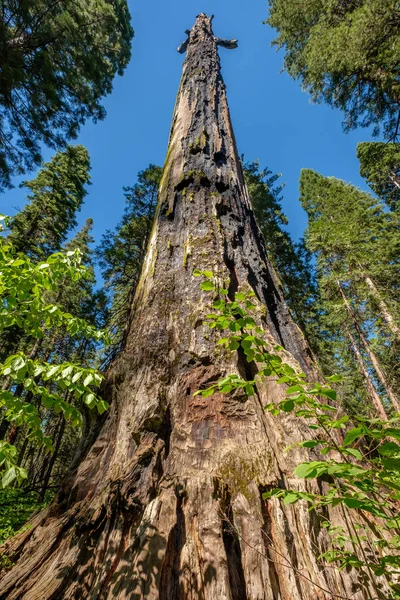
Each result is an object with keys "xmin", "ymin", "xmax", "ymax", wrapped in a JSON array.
[
  {"xmin": 39, "ymin": 417, "xmax": 66, "ymax": 501},
  {"xmin": 345, "ymin": 325, "xmax": 388, "ymax": 420},
  {"xmin": 338, "ymin": 281, "xmax": 400, "ymax": 412},
  {"xmin": 389, "ymin": 170, "xmax": 400, "ymax": 191},
  {"xmin": 361, "ymin": 271, "xmax": 400, "ymax": 342},
  {"xmin": 17, "ymin": 437, "xmax": 29, "ymax": 468},
  {"xmin": 0, "ymin": 14, "xmax": 386, "ymax": 600}
]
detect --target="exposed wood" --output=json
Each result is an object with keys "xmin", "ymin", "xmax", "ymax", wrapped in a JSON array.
[
  {"xmin": 362, "ymin": 272, "xmax": 400, "ymax": 343},
  {"xmin": 338, "ymin": 280, "xmax": 400, "ymax": 412},
  {"xmin": 345, "ymin": 324, "xmax": 388, "ymax": 421},
  {"xmin": 0, "ymin": 14, "xmax": 387, "ymax": 600}
]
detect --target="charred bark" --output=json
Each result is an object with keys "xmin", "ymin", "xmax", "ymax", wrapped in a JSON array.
[{"xmin": 0, "ymin": 14, "xmax": 387, "ymax": 600}]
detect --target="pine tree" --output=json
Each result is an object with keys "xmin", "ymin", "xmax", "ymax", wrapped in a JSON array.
[
  {"xmin": 0, "ymin": 0, "xmax": 133, "ymax": 190},
  {"xmin": 0, "ymin": 15, "xmax": 383, "ymax": 598},
  {"xmin": 243, "ymin": 160, "xmax": 317, "ymax": 339},
  {"xmin": 357, "ymin": 142, "xmax": 400, "ymax": 210},
  {"xmin": 8, "ymin": 145, "xmax": 91, "ymax": 260},
  {"xmin": 300, "ymin": 168, "xmax": 400, "ymax": 415},
  {"xmin": 0, "ymin": 146, "xmax": 92, "ymax": 364},
  {"xmin": 267, "ymin": 0, "xmax": 400, "ymax": 139},
  {"xmin": 96, "ymin": 164, "xmax": 162, "ymax": 354}
]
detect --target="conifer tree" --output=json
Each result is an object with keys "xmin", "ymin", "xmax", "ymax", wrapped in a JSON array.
[
  {"xmin": 267, "ymin": 0, "xmax": 400, "ymax": 139},
  {"xmin": 8, "ymin": 145, "xmax": 91, "ymax": 260},
  {"xmin": 0, "ymin": 0, "xmax": 133, "ymax": 190},
  {"xmin": 96, "ymin": 164, "xmax": 162, "ymax": 354},
  {"xmin": 0, "ymin": 146, "xmax": 92, "ymax": 363},
  {"xmin": 243, "ymin": 160, "xmax": 316, "ymax": 338},
  {"xmin": 357, "ymin": 142, "xmax": 400, "ymax": 210},
  {"xmin": 300, "ymin": 168, "xmax": 400, "ymax": 414}
]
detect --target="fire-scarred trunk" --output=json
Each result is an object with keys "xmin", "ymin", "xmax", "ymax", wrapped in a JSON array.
[{"xmin": 0, "ymin": 14, "xmax": 385, "ymax": 600}]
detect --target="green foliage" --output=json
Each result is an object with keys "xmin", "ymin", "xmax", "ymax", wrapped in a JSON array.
[
  {"xmin": 267, "ymin": 0, "xmax": 400, "ymax": 139},
  {"xmin": 0, "ymin": 489, "xmax": 48, "ymax": 546},
  {"xmin": 7, "ymin": 146, "xmax": 91, "ymax": 260},
  {"xmin": 299, "ymin": 168, "xmax": 400, "ymax": 414},
  {"xmin": 243, "ymin": 160, "xmax": 317, "ymax": 338},
  {"xmin": 0, "ymin": 0, "xmax": 133, "ymax": 190},
  {"xmin": 0, "ymin": 232, "xmax": 108, "ymax": 487},
  {"xmin": 198, "ymin": 271, "xmax": 400, "ymax": 597},
  {"xmin": 357, "ymin": 142, "xmax": 400, "ymax": 211},
  {"xmin": 96, "ymin": 164, "xmax": 162, "ymax": 356}
]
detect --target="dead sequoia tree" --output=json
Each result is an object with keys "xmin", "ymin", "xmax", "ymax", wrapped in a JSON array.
[{"xmin": 0, "ymin": 14, "xmax": 387, "ymax": 600}]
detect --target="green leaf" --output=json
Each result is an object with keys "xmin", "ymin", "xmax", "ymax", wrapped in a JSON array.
[
  {"xmin": 83, "ymin": 373, "xmax": 94, "ymax": 387},
  {"xmin": 299, "ymin": 440, "xmax": 320, "ymax": 448},
  {"xmin": 84, "ymin": 393, "xmax": 96, "ymax": 409},
  {"xmin": 281, "ymin": 400, "xmax": 294, "ymax": 412},
  {"xmin": 235, "ymin": 292, "xmax": 246, "ymax": 301},
  {"xmin": 286, "ymin": 385, "xmax": 304, "ymax": 395},
  {"xmin": 384, "ymin": 428, "xmax": 400, "ymax": 441},
  {"xmin": 382, "ymin": 458, "xmax": 400, "ymax": 472},
  {"xmin": 378, "ymin": 442, "xmax": 400, "ymax": 457},
  {"xmin": 342, "ymin": 498, "xmax": 364, "ymax": 509},
  {"xmin": 326, "ymin": 374, "xmax": 344, "ymax": 383},
  {"xmin": 295, "ymin": 462, "xmax": 318, "ymax": 478},
  {"xmin": 2, "ymin": 467, "xmax": 17, "ymax": 488},
  {"xmin": 344, "ymin": 448, "xmax": 362, "ymax": 460},
  {"xmin": 283, "ymin": 492, "xmax": 300, "ymax": 505},
  {"xmin": 97, "ymin": 400, "xmax": 109, "ymax": 415},
  {"xmin": 201, "ymin": 388, "xmax": 215, "ymax": 398},
  {"xmin": 200, "ymin": 281, "xmax": 215, "ymax": 291},
  {"xmin": 202, "ymin": 270, "xmax": 214, "ymax": 278},
  {"xmin": 319, "ymin": 388, "xmax": 337, "ymax": 401},
  {"xmin": 343, "ymin": 427, "xmax": 364, "ymax": 446}
]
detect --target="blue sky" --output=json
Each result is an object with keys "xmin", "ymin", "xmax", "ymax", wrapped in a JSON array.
[{"xmin": 2, "ymin": 0, "xmax": 375, "ymax": 249}]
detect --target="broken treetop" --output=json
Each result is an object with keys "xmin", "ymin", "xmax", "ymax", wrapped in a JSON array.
[{"xmin": 177, "ymin": 13, "xmax": 238, "ymax": 54}]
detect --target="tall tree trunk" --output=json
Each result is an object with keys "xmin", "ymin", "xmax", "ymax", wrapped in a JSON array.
[
  {"xmin": 345, "ymin": 325, "xmax": 388, "ymax": 420},
  {"xmin": 338, "ymin": 281, "xmax": 400, "ymax": 412},
  {"xmin": 362, "ymin": 271, "xmax": 400, "ymax": 342},
  {"xmin": 0, "ymin": 14, "xmax": 386, "ymax": 600}
]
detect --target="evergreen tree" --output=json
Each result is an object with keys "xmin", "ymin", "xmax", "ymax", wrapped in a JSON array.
[
  {"xmin": 96, "ymin": 164, "xmax": 162, "ymax": 354},
  {"xmin": 243, "ymin": 160, "xmax": 317, "ymax": 339},
  {"xmin": 0, "ymin": 146, "xmax": 91, "ymax": 361},
  {"xmin": 267, "ymin": 0, "xmax": 400, "ymax": 139},
  {"xmin": 0, "ymin": 0, "xmax": 133, "ymax": 190},
  {"xmin": 7, "ymin": 145, "xmax": 91, "ymax": 260},
  {"xmin": 357, "ymin": 142, "xmax": 400, "ymax": 210},
  {"xmin": 300, "ymin": 168, "xmax": 400, "ymax": 414}
]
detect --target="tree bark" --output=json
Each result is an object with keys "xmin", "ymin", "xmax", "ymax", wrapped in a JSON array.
[
  {"xmin": 362, "ymin": 272, "xmax": 400, "ymax": 343},
  {"xmin": 0, "ymin": 14, "xmax": 387, "ymax": 600},
  {"xmin": 338, "ymin": 281, "xmax": 400, "ymax": 412},
  {"xmin": 39, "ymin": 416, "xmax": 66, "ymax": 501},
  {"xmin": 345, "ymin": 325, "xmax": 388, "ymax": 421}
]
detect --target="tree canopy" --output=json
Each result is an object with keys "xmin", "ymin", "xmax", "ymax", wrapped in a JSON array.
[
  {"xmin": 267, "ymin": 0, "xmax": 400, "ymax": 139},
  {"xmin": 8, "ymin": 145, "xmax": 91, "ymax": 259},
  {"xmin": 357, "ymin": 142, "xmax": 400, "ymax": 210},
  {"xmin": 0, "ymin": 0, "xmax": 133, "ymax": 191},
  {"xmin": 96, "ymin": 164, "xmax": 162, "ymax": 354}
]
